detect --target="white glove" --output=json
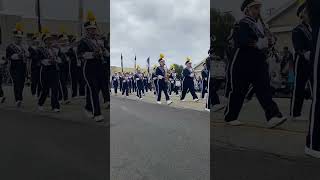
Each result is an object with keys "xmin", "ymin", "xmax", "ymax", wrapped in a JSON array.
[
  {"xmin": 83, "ymin": 52, "xmax": 94, "ymax": 59},
  {"xmin": 158, "ymin": 75, "xmax": 163, "ymax": 79},
  {"xmin": 256, "ymin": 37, "xmax": 269, "ymax": 50},
  {"xmin": 205, "ymin": 78, "xmax": 207, "ymax": 81},
  {"xmin": 304, "ymin": 51, "xmax": 311, "ymax": 61},
  {"xmin": 190, "ymin": 73, "xmax": 194, "ymax": 78},
  {"xmin": 11, "ymin": 54, "xmax": 19, "ymax": 60},
  {"xmin": 136, "ymin": 78, "xmax": 140, "ymax": 81}
]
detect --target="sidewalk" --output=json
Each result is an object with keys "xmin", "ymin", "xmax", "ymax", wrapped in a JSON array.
[
  {"xmin": 212, "ymin": 96, "xmax": 313, "ymax": 159},
  {"xmin": 111, "ymin": 88, "xmax": 208, "ymax": 112}
]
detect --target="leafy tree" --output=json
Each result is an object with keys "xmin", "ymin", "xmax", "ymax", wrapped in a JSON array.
[
  {"xmin": 171, "ymin": 64, "xmax": 184, "ymax": 79},
  {"xmin": 210, "ymin": 8, "xmax": 236, "ymax": 58}
]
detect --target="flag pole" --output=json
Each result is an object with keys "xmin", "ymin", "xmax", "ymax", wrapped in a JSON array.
[
  {"xmin": 134, "ymin": 55, "xmax": 137, "ymax": 70},
  {"xmin": 78, "ymin": 0, "xmax": 84, "ymax": 36},
  {"xmin": 36, "ymin": 0, "xmax": 42, "ymax": 33},
  {"xmin": 121, "ymin": 53, "xmax": 124, "ymax": 73},
  {"xmin": 147, "ymin": 57, "xmax": 150, "ymax": 75}
]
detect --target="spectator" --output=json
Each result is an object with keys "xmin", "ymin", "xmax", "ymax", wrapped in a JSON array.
[
  {"xmin": 287, "ymin": 61, "xmax": 295, "ymax": 94},
  {"xmin": 280, "ymin": 47, "xmax": 294, "ymax": 78},
  {"xmin": 197, "ymin": 76, "xmax": 202, "ymax": 91}
]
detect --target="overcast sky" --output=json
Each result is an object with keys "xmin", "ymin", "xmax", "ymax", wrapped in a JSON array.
[
  {"xmin": 1, "ymin": 0, "xmax": 109, "ymax": 21},
  {"xmin": 211, "ymin": 0, "xmax": 290, "ymax": 19},
  {"xmin": 110, "ymin": 0, "xmax": 210, "ymax": 68}
]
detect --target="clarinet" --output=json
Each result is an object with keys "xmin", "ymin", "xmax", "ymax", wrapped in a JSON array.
[{"xmin": 259, "ymin": 14, "xmax": 277, "ymax": 48}]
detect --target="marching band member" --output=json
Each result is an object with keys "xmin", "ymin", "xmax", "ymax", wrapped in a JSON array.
[
  {"xmin": 143, "ymin": 72, "xmax": 149, "ymax": 93},
  {"xmin": 6, "ymin": 23, "xmax": 28, "ymax": 107},
  {"xmin": 152, "ymin": 65, "xmax": 158, "ymax": 96},
  {"xmin": 119, "ymin": 72, "xmax": 123, "ymax": 92},
  {"xmin": 67, "ymin": 36, "xmax": 86, "ymax": 98},
  {"xmin": 207, "ymin": 46, "xmax": 225, "ymax": 112},
  {"xmin": 122, "ymin": 72, "xmax": 130, "ymax": 97},
  {"xmin": 147, "ymin": 73, "xmax": 153, "ymax": 92},
  {"xmin": 56, "ymin": 32, "xmax": 70, "ymax": 104},
  {"xmin": 37, "ymin": 30, "xmax": 60, "ymax": 112},
  {"xmin": 155, "ymin": 54, "xmax": 172, "ymax": 105},
  {"xmin": 201, "ymin": 62, "xmax": 209, "ymax": 99},
  {"xmin": 135, "ymin": 66, "xmax": 144, "ymax": 99},
  {"xmin": 305, "ymin": 0, "xmax": 320, "ymax": 158},
  {"xmin": 290, "ymin": 2, "xmax": 313, "ymax": 120},
  {"xmin": 141, "ymin": 73, "xmax": 145, "ymax": 96},
  {"xmin": 224, "ymin": 0, "xmax": 286, "ymax": 128},
  {"xmin": 128, "ymin": 73, "xmax": 133, "ymax": 94},
  {"xmin": 28, "ymin": 33, "xmax": 42, "ymax": 98},
  {"xmin": 112, "ymin": 72, "xmax": 119, "ymax": 95},
  {"xmin": 132, "ymin": 71, "xmax": 137, "ymax": 93},
  {"xmin": 100, "ymin": 35, "xmax": 110, "ymax": 109},
  {"xmin": 225, "ymin": 23, "xmax": 240, "ymax": 98},
  {"xmin": 169, "ymin": 66, "xmax": 179, "ymax": 96},
  {"xmin": 180, "ymin": 57, "xmax": 199, "ymax": 102},
  {"xmin": 205, "ymin": 49, "xmax": 213, "ymax": 112},
  {"xmin": 77, "ymin": 11, "xmax": 104, "ymax": 122}
]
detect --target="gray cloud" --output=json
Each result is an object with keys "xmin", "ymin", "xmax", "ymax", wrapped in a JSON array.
[
  {"xmin": 211, "ymin": 0, "xmax": 289, "ymax": 19},
  {"xmin": 2, "ymin": 0, "xmax": 108, "ymax": 21},
  {"xmin": 111, "ymin": 0, "xmax": 210, "ymax": 68}
]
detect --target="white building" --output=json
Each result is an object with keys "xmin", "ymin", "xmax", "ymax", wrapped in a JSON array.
[
  {"xmin": 193, "ymin": 58, "xmax": 206, "ymax": 78},
  {"xmin": 265, "ymin": 0, "xmax": 301, "ymax": 51}
]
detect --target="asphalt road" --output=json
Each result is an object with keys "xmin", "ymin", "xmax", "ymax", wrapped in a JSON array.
[
  {"xmin": 212, "ymin": 143, "xmax": 320, "ymax": 180},
  {"xmin": 110, "ymin": 96, "xmax": 210, "ymax": 180},
  {"xmin": 211, "ymin": 96, "xmax": 320, "ymax": 180},
  {"xmin": 0, "ymin": 108, "xmax": 109, "ymax": 180}
]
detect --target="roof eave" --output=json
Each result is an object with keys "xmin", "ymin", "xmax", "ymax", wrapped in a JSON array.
[{"xmin": 265, "ymin": 0, "xmax": 296, "ymax": 24}]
